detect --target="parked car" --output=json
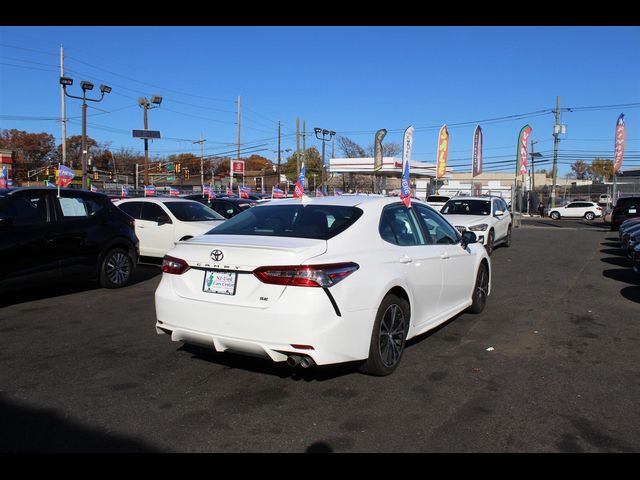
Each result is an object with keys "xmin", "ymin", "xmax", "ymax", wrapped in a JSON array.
[
  {"xmin": 618, "ymin": 217, "xmax": 640, "ymax": 242},
  {"xmin": 180, "ymin": 193, "xmax": 210, "ymax": 205},
  {"xmin": 440, "ymin": 196, "xmax": 512, "ymax": 255},
  {"xmin": 155, "ymin": 196, "xmax": 491, "ymax": 376},
  {"xmin": 0, "ymin": 187, "xmax": 139, "ymax": 291},
  {"xmin": 611, "ymin": 196, "xmax": 640, "ymax": 231},
  {"xmin": 547, "ymin": 201, "xmax": 602, "ymax": 221},
  {"xmin": 208, "ymin": 197, "xmax": 259, "ymax": 219},
  {"xmin": 631, "ymin": 242, "xmax": 640, "ymax": 276},
  {"xmin": 114, "ymin": 198, "xmax": 225, "ymax": 258},
  {"xmin": 620, "ymin": 222, "xmax": 640, "ymax": 255},
  {"xmin": 425, "ymin": 195, "xmax": 450, "ymax": 210}
]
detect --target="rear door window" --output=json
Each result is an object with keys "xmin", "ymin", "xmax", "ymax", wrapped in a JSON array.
[
  {"xmin": 1, "ymin": 191, "xmax": 50, "ymax": 225},
  {"xmin": 117, "ymin": 202, "xmax": 143, "ymax": 219}
]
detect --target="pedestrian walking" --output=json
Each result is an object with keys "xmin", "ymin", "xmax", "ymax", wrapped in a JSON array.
[{"xmin": 538, "ymin": 201, "xmax": 545, "ymax": 217}]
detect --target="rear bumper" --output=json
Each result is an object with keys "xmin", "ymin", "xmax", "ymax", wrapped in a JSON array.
[{"xmin": 154, "ymin": 275, "xmax": 376, "ymax": 366}]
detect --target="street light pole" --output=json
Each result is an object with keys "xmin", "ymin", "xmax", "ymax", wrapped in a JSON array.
[
  {"xmin": 314, "ymin": 128, "xmax": 336, "ymax": 193},
  {"xmin": 138, "ymin": 95, "xmax": 163, "ymax": 186},
  {"xmin": 60, "ymin": 77, "xmax": 111, "ymax": 189}
]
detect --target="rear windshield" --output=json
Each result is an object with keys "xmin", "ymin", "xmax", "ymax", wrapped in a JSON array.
[
  {"xmin": 441, "ymin": 199, "xmax": 491, "ymax": 215},
  {"xmin": 205, "ymin": 204, "xmax": 363, "ymax": 240},
  {"xmin": 163, "ymin": 201, "xmax": 225, "ymax": 221}
]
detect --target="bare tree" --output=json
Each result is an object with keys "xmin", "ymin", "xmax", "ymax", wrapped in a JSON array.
[{"xmin": 336, "ymin": 136, "xmax": 366, "ymax": 158}]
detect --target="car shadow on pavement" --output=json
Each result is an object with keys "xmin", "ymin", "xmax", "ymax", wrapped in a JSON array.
[
  {"xmin": 179, "ymin": 344, "xmax": 361, "ymax": 381},
  {"xmin": 0, "ymin": 264, "xmax": 161, "ymax": 308},
  {"xmin": 0, "ymin": 394, "xmax": 160, "ymax": 452},
  {"xmin": 620, "ymin": 285, "xmax": 640, "ymax": 304},
  {"xmin": 602, "ymin": 268, "xmax": 640, "ymax": 286}
]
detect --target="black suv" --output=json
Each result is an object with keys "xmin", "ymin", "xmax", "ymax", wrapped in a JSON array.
[
  {"xmin": 208, "ymin": 197, "xmax": 259, "ymax": 219},
  {"xmin": 610, "ymin": 196, "xmax": 640, "ymax": 231},
  {"xmin": 0, "ymin": 187, "xmax": 139, "ymax": 291}
]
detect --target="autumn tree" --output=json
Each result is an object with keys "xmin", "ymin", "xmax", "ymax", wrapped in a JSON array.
[
  {"xmin": 588, "ymin": 158, "xmax": 614, "ymax": 182},
  {"xmin": 570, "ymin": 160, "xmax": 589, "ymax": 180},
  {"xmin": 0, "ymin": 129, "xmax": 58, "ymax": 183}
]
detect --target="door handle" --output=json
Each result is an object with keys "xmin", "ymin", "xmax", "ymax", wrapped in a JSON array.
[
  {"xmin": 399, "ymin": 255, "xmax": 412, "ymax": 264},
  {"xmin": 440, "ymin": 252, "xmax": 450, "ymax": 260}
]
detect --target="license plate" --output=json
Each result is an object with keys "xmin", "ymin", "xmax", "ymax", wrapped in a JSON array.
[{"xmin": 203, "ymin": 270, "xmax": 237, "ymax": 295}]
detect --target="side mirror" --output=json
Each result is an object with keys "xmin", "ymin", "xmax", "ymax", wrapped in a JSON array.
[
  {"xmin": 460, "ymin": 230, "xmax": 477, "ymax": 249},
  {"xmin": 495, "ymin": 210, "xmax": 504, "ymax": 217},
  {"xmin": 157, "ymin": 214, "xmax": 172, "ymax": 226}
]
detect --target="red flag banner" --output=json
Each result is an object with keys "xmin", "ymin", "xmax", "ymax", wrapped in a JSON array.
[
  {"xmin": 517, "ymin": 125, "xmax": 532, "ymax": 175},
  {"xmin": 613, "ymin": 113, "xmax": 626, "ymax": 174},
  {"xmin": 436, "ymin": 125, "xmax": 449, "ymax": 178},
  {"xmin": 472, "ymin": 125, "xmax": 483, "ymax": 177}
]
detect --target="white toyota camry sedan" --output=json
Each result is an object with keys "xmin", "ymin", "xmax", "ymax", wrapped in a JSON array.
[{"xmin": 155, "ymin": 195, "xmax": 491, "ymax": 376}]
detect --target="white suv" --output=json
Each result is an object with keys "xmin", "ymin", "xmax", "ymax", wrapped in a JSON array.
[
  {"xmin": 547, "ymin": 201, "xmax": 602, "ymax": 221},
  {"xmin": 440, "ymin": 196, "xmax": 512, "ymax": 255}
]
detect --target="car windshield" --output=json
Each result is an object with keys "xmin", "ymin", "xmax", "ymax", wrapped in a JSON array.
[
  {"xmin": 441, "ymin": 199, "xmax": 491, "ymax": 216},
  {"xmin": 205, "ymin": 204, "xmax": 363, "ymax": 240},
  {"xmin": 163, "ymin": 201, "xmax": 224, "ymax": 221}
]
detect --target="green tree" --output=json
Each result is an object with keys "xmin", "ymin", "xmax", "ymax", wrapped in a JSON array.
[{"xmin": 282, "ymin": 147, "xmax": 322, "ymax": 186}]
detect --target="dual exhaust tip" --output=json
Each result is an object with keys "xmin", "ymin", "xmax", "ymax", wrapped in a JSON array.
[{"xmin": 286, "ymin": 354, "xmax": 315, "ymax": 369}]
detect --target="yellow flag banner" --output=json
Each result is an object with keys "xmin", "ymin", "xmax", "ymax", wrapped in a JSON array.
[{"xmin": 436, "ymin": 125, "xmax": 449, "ymax": 178}]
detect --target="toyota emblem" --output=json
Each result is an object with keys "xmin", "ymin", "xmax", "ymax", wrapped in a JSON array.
[{"xmin": 210, "ymin": 249, "xmax": 224, "ymax": 261}]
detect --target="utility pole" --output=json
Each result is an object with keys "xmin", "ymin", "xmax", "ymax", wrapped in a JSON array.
[
  {"xmin": 60, "ymin": 46, "xmax": 67, "ymax": 166},
  {"xmin": 194, "ymin": 133, "xmax": 206, "ymax": 188},
  {"xmin": 277, "ymin": 121, "xmax": 281, "ymax": 187},
  {"xmin": 551, "ymin": 96, "xmax": 560, "ymax": 208},
  {"xmin": 296, "ymin": 117, "xmax": 300, "ymax": 177},
  {"xmin": 235, "ymin": 95, "xmax": 241, "ymax": 189}
]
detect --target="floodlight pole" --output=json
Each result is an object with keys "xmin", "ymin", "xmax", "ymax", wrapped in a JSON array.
[
  {"xmin": 61, "ymin": 78, "xmax": 110, "ymax": 190},
  {"xmin": 314, "ymin": 128, "xmax": 336, "ymax": 193},
  {"xmin": 139, "ymin": 96, "xmax": 162, "ymax": 186}
]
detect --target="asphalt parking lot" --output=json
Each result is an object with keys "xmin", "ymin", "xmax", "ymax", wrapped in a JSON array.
[{"xmin": 1, "ymin": 217, "xmax": 639, "ymax": 453}]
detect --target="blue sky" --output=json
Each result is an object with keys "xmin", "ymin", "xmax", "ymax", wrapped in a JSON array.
[{"xmin": 1, "ymin": 26, "xmax": 639, "ymax": 176}]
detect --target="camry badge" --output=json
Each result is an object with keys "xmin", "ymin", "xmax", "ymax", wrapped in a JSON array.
[{"xmin": 210, "ymin": 249, "xmax": 224, "ymax": 261}]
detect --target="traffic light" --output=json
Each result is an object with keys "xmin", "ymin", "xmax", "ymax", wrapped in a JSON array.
[
  {"xmin": 109, "ymin": 172, "xmax": 113, "ymax": 180},
  {"xmin": 45, "ymin": 167, "xmax": 50, "ymax": 176},
  {"xmin": 93, "ymin": 172, "xmax": 99, "ymax": 181},
  {"xmin": 184, "ymin": 168, "xmax": 190, "ymax": 179},
  {"xmin": 175, "ymin": 163, "xmax": 181, "ymax": 173}
]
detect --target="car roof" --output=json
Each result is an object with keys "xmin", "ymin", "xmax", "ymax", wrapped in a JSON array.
[
  {"xmin": 0, "ymin": 187, "xmax": 106, "ymax": 198},
  {"xmin": 446, "ymin": 196, "xmax": 500, "ymax": 201},
  {"xmin": 250, "ymin": 194, "xmax": 427, "ymax": 209},
  {"xmin": 115, "ymin": 197, "xmax": 199, "ymax": 204}
]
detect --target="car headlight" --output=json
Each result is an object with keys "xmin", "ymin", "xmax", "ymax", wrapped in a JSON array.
[{"xmin": 468, "ymin": 224, "xmax": 488, "ymax": 231}]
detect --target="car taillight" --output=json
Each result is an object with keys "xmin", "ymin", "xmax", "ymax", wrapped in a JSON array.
[
  {"xmin": 162, "ymin": 255, "xmax": 190, "ymax": 275},
  {"xmin": 254, "ymin": 262, "xmax": 359, "ymax": 288}
]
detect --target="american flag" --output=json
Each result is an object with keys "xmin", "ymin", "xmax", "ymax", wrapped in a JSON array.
[
  {"xmin": 272, "ymin": 186, "xmax": 284, "ymax": 198},
  {"xmin": 239, "ymin": 186, "xmax": 251, "ymax": 199},
  {"xmin": 169, "ymin": 187, "xmax": 180, "ymax": 197},
  {"xmin": 144, "ymin": 185, "xmax": 156, "ymax": 196}
]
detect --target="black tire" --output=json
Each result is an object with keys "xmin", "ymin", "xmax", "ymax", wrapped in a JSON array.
[
  {"xmin": 359, "ymin": 294, "xmax": 410, "ymax": 376},
  {"xmin": 550, "ymin": 211, "xmax": 560, "ymax": 220},
  {"xmin": 485, "ymin": 230, "xmax": 495, "ymax": 256},
  {"xmin": 468, "ymin": 263, "xmax": 489, "ymax": 314},
  {"xmin": 585, "ymin": 212, "xmax": 595, "ymax": 221},
  {"xmin": 504, "ymin": 225, "xmax": 512, "ymax": 248},
  {"xmin": 99, "ymin": 248, "xmax": 133, "ymax": 289}
]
